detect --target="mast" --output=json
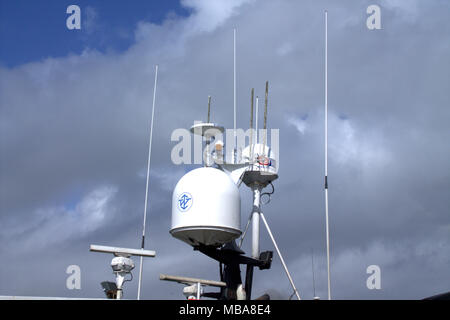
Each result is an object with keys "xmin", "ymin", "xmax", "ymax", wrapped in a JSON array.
[{"xmin": 233, "ymin": 28, "xmax": 237, "ymax": 163}]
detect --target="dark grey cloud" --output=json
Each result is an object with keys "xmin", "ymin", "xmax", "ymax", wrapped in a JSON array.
[{"xmin": 1, "ymin": 0, "xmax": 449, "ymax": 300}]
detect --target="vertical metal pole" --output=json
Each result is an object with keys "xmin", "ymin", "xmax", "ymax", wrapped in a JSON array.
[
  {"xmin": 311, "ymin": 248, "xmax": 316, "ymax": 298},
  {"xmin": 263, "ymin": 81, "xmax": 268, "ymax": 153},
  {"xmin": 245, "ymin": 265, "xmax": 254, "ymax": 300},
  {"xmin": 205, "ymin": 96, "xmax": 212, "ymax": 167},
  {"xmin": 324, "ymin": 10, "xmax": 332, "ymax": 301},
  {"xmin": 255, "ymin": 96, "xmax": 259, "ymax": 144},
  {"xmin": 196, "ymin": 282, "xmax": 201, "ymax": 300},
  {"xmin": 207, "ymin": 95, "xmax": 211, "ymax": 123},
  {"xmin": 250, "ymin": 89, "xmax": 254, "ymax": 160},
  {"xmin": 233, "ymin": 28, "xmax": 237, "ymax": 163},
  {"xmin": 247, "ymin": 185, "xmax": 261, "ymax": 301},
  {"xmin": 137, "ymin": 64, "xmax": 158, "ymax": 300},
  {"xmin": 251, "ymin": 187, "xmax": 261, "ymax": 259},
  {"xmin": 116, "ymin": 272, "xmax": 125, "ymax": 300}
]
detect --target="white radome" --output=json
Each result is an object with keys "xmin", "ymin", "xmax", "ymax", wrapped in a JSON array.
[
  {"xmin": 111, "ymin": 256, "xmax": 135, "ymax": 273},
  {"xmin": 170, "ymin": 167, "xmax": 241, "ymax": 247}
]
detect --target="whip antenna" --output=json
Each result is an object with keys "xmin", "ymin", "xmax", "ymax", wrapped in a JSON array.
[
  {"xmin": 250, "ymin": 88, "xmax": 254, "ymax": 158},
  {"xmin": 263, "ymin": 81, "xmax": 268, "ymax": 152},
  {"xmin": 137, "ymin": 64, "xmax": 159, "ymax": 300},
  {"xmin": 233, "ymin": 28, "xmax": 237, "ymax": 163},
  {"xmin": 207, "ymin": 95, "xmax": 211, "ymax": 123},
  {"xmin": 255, "ymin": 96, "xmax": 259, "ymax": 143},
  {"xmin": 324, "ymin": 10, "xmax": 332, "ymax": 301}
]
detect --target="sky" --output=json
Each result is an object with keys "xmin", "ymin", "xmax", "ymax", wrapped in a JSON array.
[{"xmin": 0, "ymin": 0, "xmax": 449, "ymax": 300}]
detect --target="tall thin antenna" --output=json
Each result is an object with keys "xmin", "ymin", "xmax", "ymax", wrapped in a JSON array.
[
  {"xmin": 137, "ymin": 64, "xmax": 159, "ymax": 300},
  {"xmin": 233, "ymin": 28, "xmax": 237, "ymax": 163},
  {"xmin": 263, "ymin": 81, "xmax": 268, "ymax": 152},
  {"xmin": 255, "ymin": 96, "xmax": 259, "ymax": 143},
  {"xmin": 324, "ymin": 10, "xmax": 332, "ymax": 301},
  {"xmin": 250, "ymin": 89, "xmax": 254, "ymax": 158},
  {"xmin": 207, "ymin": 96, "xmax": 211, "ymax": 123}
]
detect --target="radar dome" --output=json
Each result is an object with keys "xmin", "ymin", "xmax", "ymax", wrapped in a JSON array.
[{"xmin": 170, "ymin": 167, "xmax": 241, "ymax": 247}]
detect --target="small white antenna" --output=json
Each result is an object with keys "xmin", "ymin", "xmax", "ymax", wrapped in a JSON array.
[
  {"xmin": 207, "ymin": 95, "xmax": 211, "ymax": 123},
  {"xmin": 263, "ymin": 81, "xmax": 268, "ymax": 153},
  {"xmin": 255, "ymin": 96, "xmax": 259, "ymax": 143},
  {"xmin": 137, "ymin": 64, "xmax": 159, "ymax": 300},
  {"xmin": 324, "ymin": 10, "xmax": 332, "ymax": 301},
  {"xmin": 250, "ymin": 89, "xmax": 254, "ymax": 160}
]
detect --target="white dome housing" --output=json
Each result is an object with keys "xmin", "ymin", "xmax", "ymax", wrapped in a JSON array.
[{"xmin": 170, "ymin": 167, "xmax": 241, "ymax": 247}]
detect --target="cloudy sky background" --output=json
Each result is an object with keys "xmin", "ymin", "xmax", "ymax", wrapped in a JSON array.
[{"xmin": 0, "ymin": 0, "xmax": 449, "ymax": 299}]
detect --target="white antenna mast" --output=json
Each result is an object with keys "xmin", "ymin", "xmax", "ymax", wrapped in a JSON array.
[
  {"xmin": 137, "ymin": 64, "xmax": 159, "ymax": 300},
  {"xmin": 250, "ymin": 89, "xmax": 254, "ymax": 162},
  {"xmin": 233, "ymin": 28, "xmax": 237, "ymax": 163},
  {"xmin": 255, "ymin": 96, "xmax": 259, "ymax": 143},
  {"xmin": 324, "ymin": 10, "xmax": 332, "ymax": 301}
]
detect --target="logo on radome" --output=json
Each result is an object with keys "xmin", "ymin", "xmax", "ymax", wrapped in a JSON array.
[{"xmin": 178, "ymin": 192, "xmax": 193, "ymax": 212}]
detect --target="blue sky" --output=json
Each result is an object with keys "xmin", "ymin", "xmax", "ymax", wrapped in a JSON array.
[{"xmin": 0, "ymin": 0, "xmax": 189, "ymax": 67}]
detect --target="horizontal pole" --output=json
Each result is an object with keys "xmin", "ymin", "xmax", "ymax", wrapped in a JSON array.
[
  {"xmin": 159, "ymin": 274, "xmax": 226, "ymax": 288},
  {"xmin": 90, "ymin": 244, "xmax": 156, "ymax": 258}
]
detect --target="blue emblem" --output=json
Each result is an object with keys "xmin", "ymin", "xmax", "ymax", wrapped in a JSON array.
[{"xmin": 177, "ymin": 192, "xmax": 193, "ymax": 212}]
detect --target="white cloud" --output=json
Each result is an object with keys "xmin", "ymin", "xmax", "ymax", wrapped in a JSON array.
[
  {"xmin": 380, "ymin": 0, "xmax": 420, "ymax": 22},
  {"xmin": 277, "ymin": 42, "xmax": 293, "ymax": 56},
  {"xmin": 2, "ymin": 186, "xmax": 118, "ymax": 252},
  {"xmin": 287, "ymin": 115, "xmax": 308, "ymax": 135},
  {"xmin": 137, "ymin": 167, "xmax": 186, "ymax": 192},
  {"xmin": 83, "ymin": 6, "xmax": 99, "ymax": 35},
  {"xmin": 329, "ymin": 115, "xmax": 391, "ymax": 169},
  {"xmin": 181, "ymin": 0, "xmax": 255, "ymax": 33},
  {"xmin": 132, "ymin": 0, "xmax": 254, "ymax": 58}
]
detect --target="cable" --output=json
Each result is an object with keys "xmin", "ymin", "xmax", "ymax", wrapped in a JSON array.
[
  {"xmin": 124, "ymin": 272, "xmax": 133, "ymax": 283},
  {"xmin": 261, "ymin": 182, "xmax": 275, "ymax": 204}
]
